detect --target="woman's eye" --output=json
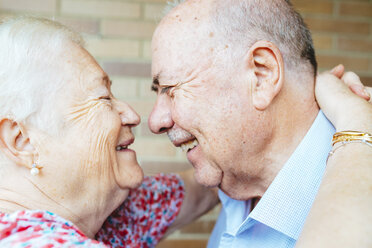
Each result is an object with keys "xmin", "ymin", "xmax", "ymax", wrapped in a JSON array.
[{"xmin": 100, "ymin": 96, "xmax": 112, "ymax": 101}]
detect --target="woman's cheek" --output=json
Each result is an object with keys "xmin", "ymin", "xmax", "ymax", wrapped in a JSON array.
[
  {"xmin": 83, "ymin": 128, "xmax": 112, "ymax": 176},
  {"xmin": 84, "ymin": 117, "xmax": 119, "ymax": 175},
  {"xmin": 65, "ymin": 100, "xmax": 120, "ymax": 177}
]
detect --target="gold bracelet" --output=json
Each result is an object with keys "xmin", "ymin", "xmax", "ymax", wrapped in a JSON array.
[
  {"xmin": 327, "ymin": 131, "xmax": 372, "ymax": 162},
  {"xmin": 332, "ymin": 131, "xmax": 372, "ymax": 146}
]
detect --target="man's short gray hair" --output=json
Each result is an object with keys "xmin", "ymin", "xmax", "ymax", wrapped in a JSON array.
[
  {"xmin": 212, "ymin": 0, "xmax": 316, "ymax": 75},
  {"xmin": 0, "ymin": 16, "xmax": 84, "ymax": 130},
  {"xmin": 163, "ymin": 0, "xmax": 186, "ymax": 15},
  {"xmin": 165, "ymin": 0, "xmax": 317, "ymax": 75}
]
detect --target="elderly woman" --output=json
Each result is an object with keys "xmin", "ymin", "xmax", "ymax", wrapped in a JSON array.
[{"xmin": 0, "ymin": 17, "xmax": 218, "ymax": 247}]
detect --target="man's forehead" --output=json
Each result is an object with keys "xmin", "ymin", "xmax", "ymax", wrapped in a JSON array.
[
  {"xmin": 152, "ymin": 22, "xmax": 219, "ymax": 73},
  {"xmin": 151, "ymin": 1, "xmax": 221, "ymax": 87},
  {"xmin": 152, "ymin": 56, "xmax": 216, "ymax": 91},
  {"xmin": 151, "ymin": 35, "xmax": 217, "ymax": 86},
  {"xmin": 152, "ymin": 0, "xmax": 214, "ymax": 51},
  {"xmin": 162, "ymin": 0, "xmax": 211, "ymax": 22}
]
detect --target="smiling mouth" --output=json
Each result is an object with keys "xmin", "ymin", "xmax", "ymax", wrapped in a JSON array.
[
  {"xmin": 116, "ymin": 138, "xmax": 134, "ymax": 151},
  {"xmin": 115, "ymin": 145, "xmax": 129, "ymax": 151},
  {"xmin": 180, "ymin": 139, "xmax": 199, "ymax": 152}
]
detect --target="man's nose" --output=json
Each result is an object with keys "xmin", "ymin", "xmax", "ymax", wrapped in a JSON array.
[{"xmin": 148, "ymin": 96, "xmax": 174, "ymax": 134}]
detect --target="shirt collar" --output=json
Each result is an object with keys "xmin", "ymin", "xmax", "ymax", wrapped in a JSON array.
[{"xmin": 246, "ymin": 110, "xmax": 335, "ymax": 239}]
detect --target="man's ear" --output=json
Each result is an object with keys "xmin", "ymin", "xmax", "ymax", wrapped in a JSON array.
[
  {"xmin": 0, "ymin": 119, "xmax": 36, "ymax": 169},
  {"xmin": 245, "ymin": 41, "xmax": 284, "ymax": 110}
]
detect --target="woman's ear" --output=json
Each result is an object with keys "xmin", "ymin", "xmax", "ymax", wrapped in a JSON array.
[
  {"xmin": 245, "ymin": 41, "xmax": 284, "ymax": 110},
  {"xmin": 0, "ymin": 119, "xmax": 36, "ymax": 168}
]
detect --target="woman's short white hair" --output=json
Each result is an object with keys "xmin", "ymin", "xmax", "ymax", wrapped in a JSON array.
[{"xmin": 0, "ymin": 16, "xmax": 84, "ymax": 131}]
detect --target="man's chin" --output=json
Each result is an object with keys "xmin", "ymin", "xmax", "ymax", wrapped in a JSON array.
[{"xmin": 193, "ymin": 165, "xmax": 223, "ymax": 188}]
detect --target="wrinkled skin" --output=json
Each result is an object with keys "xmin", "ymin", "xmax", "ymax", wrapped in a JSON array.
[
  {"xmin": 26, "ymin": 42, "xmax": 143, "ymax": 235},
  {"xmin": 148, "ymin": 7, "xmax": 274, "ymax": 200},
  {"xmin": 148, "ymin": 0, "xmax": 319, "ymax": 201}
]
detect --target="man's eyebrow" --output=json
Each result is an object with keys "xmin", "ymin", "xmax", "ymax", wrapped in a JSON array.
[
  {"xmin": 151, "ymin": 75, "xmax": 160, "ymax": 92},
  {"xmin": 151, "ymin": 74, "xmax": 179, "ymax": 94}
]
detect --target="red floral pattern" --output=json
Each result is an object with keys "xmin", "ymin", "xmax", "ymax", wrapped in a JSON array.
[{"xmin": 0, "ymin": 174, "xmax": 184, "ymax": 248}]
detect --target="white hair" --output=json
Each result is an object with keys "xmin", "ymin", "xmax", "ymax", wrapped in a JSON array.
[{"xmin": 0, "ymin": 16, "xmax": 84, "ymax": 131}]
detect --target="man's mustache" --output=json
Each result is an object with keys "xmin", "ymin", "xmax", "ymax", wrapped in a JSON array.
[{"xmin": 167, "ymin": 127, "xmax": 195, "ymax": 143}]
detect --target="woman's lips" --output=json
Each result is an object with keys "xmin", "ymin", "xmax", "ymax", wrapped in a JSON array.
[{"xmin": 116, "ymin": 138, "xmax": 134, "ymax": 151}]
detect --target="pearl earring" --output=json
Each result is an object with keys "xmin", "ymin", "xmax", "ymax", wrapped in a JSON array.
[{"xmin": 30, "ymin": 163, "xmax": 40, "ymax": 176}]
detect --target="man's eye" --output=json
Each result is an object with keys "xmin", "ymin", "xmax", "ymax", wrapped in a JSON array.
[
  {"xmin": 161, "ymin": 86, "xmax": 170, "ymax": 94},
  {"xmin": 100, "ymin": 96, "xmax": 112, "ymax": 101},
  {"xmin": 169, "ymin": 88, "xmax": 175, "ymax": 98},
  {"xmin": 161, "ymin": 86, "xmax": 176, "ymax": 97},
  {"xmin": 151, "ymin": 85, "xmax": 158, "ymax": 92}
]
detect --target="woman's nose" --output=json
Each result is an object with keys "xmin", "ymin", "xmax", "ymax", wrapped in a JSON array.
[
  {"xmin": 115, "ymin": 100, "xmax": 141, "ymax": 127},
  {"xmin": 148, "ymin": 96, "xmax": 174, "ymax": 134}
]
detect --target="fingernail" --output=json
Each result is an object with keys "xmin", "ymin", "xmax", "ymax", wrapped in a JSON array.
[
  {"xmin": 357, "ymin": 85, "xmax": 371, "ymax": 100},
  {"xmin": 363, "ymin": 88, "xmax": 371, "ymax": 101},
  {"xmin": 331, "ymin": 64, "xmax": 342, "ymax": 74},
  {"xmin": 350, "ymin": 84, "xmax": 370, "ymax": 101}
]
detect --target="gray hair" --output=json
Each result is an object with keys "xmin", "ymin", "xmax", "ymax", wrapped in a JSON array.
[
  {"xmin": 164, "ymin": 0, "xmax": 316, "ymax": 75},
  {"xmin": 0, "ymin": 16, "xmax": 84, "ymax": 131},
  {"xmin": 163, "ymin": 0, "xmax": 186, "ymax": 16}
]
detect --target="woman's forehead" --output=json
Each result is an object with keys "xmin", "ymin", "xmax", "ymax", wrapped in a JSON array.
[{"xmin": 59, "ymin": 45, "xmax": 109, "ymax": 92}]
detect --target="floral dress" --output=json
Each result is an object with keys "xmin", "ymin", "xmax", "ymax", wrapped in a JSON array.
[{"xmin": 0, "ymin": 174, "xmax": 184, "ymax": 248}]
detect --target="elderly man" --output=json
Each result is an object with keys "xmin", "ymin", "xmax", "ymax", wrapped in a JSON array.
[{"xmin": 149, "ymin": 0, "xmax": 336, "ymax": 247}]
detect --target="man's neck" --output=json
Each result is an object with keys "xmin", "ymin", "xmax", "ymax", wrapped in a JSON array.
[
  {"xmin": 229, "ymin": 95, "xmax": 320, "ymax": 201},
  {"xmin": 259, "ymin": 98, "xmax": 320, "ymax": 193}
]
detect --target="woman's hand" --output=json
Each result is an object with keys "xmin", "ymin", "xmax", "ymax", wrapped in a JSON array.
[
  {"xmin": 315, "ymin": 64, "xmax": 372, "ymax": 133},
  {"xmin": 297, "ymin": 65, "xmax": 372, "ymax": 248}
]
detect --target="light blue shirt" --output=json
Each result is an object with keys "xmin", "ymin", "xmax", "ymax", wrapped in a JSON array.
[{"xmin": 208, "ymin": 111, "xmax": 335, "ymax": 248}]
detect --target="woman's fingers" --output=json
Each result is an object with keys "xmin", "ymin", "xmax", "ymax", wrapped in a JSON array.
[
  {"xmin": 328, "ymin": 65, "xmax": 370, "ymax": 101},
  {"xmin": 349, "ymin": 84, "xmax": 371, "ymax": 102},
  {"xmin": 341, "ymin": 71, "xmax": 368, "ymax": 99},
  {"xmin": 315, "ymin": 72, "xmax": 372, "ymax": 131},
  {"xmin": 367, "ymin": 87, "xmax": 372, "ymax": 103},
  {"xmin": 330, "ymin": 64, "xmax": 345, "ymax": 79}
]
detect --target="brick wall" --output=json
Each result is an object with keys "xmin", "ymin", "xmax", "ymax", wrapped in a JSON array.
[{"xmin": 0, "ymin": 1, "xmax": 370, "ymax": 247}]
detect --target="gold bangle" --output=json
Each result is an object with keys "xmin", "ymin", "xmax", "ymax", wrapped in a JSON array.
[
  {"xmin": 332, "ymin": 131, "xmax": 372, "ymax": 146},
  {"xmin": 327, "ymin": 131, "xmax": 372, "ymax": 162}
]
